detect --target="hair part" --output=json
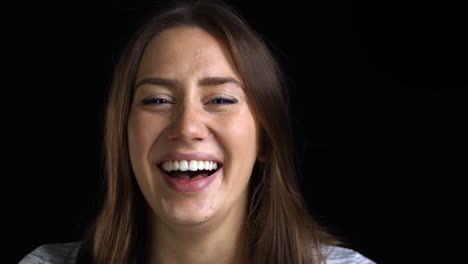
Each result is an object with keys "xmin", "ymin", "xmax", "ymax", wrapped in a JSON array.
[{"xmin": 77, "ymin": 1, "xmax": 339, "ymax": 263}]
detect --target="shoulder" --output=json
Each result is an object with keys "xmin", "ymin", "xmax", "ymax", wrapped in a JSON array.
[
  {"xmin": 19, "ymin": 242, "xmax": 81, "ymax": 264},
  {"xmin": 322, "ymin": 245, "xmax": 376, "ymax": 264}
]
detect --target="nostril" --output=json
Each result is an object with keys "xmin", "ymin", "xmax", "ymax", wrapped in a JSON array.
[{"xmin": 166, "ymin": 114, "xmax": 210, "ymax": 142}]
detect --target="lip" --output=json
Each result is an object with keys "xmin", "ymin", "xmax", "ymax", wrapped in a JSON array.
[
  {"xmin": 156, "ymin": 152, "xmax": 223, "ymax": 194},
  {"xmin": 159, "ymin": 166, "xmax": 222, "ymax": 194}
]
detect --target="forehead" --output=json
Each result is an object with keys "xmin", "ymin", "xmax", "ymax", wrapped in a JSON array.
[{"xmin": 136, "ymin": 26, "xmax": 241, "ymax": 83}]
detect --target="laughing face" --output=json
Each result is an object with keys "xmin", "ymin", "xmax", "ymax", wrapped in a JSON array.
[{"xmin": 127, "ymin": 26, "xmax": 260, "ymax": 226}]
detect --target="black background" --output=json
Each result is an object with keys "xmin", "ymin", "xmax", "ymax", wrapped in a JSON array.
[{"xmin": 8, "ymin": 1, "xmax": 467, "ymax": 263}]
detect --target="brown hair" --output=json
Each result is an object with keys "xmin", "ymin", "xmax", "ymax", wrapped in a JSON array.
[{"xmin": 77, "ymin": 1, "xmax": 339, "ymax": 263}]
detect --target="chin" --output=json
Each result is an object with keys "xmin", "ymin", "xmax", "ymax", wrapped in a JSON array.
[{"xmin": 158, "ymin": 195, "xmax": 219, "ymax": 226}]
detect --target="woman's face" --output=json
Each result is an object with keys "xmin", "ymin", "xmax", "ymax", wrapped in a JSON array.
[{"xmin": 128, "ymin": 26, "xmax": 260, "ymax": 226}]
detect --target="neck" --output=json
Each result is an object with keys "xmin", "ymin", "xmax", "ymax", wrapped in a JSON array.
[{"xmin": 145, "ymin": 198, "xmax": 248, "ymax": 264}]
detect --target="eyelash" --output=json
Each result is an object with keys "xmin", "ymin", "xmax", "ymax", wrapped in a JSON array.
[
  {"xmin": 140, "ymin": 96, "xmax": 238, "ymax": 105},
  {"xmin": 141, "ymin": 98, "xmax": 171, "ymax": 105},
  {"xmin": 210, "ymin": 96, "xmax": 238, "ymax": 105}
]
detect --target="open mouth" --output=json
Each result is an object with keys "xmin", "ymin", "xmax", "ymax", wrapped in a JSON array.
[{"xmin": 158, "ymin": 160, "xmax": 222, "ymax": 181}]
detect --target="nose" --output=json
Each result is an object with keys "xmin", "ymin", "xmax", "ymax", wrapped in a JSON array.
[{"xmin": 167, "ymin": 102, "xmax": 209, "ymax": 143}]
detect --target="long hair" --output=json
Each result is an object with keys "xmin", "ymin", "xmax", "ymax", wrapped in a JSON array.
[{"xmin": 77, "ymin": 1, "xmax": 339, "ymax": 263}]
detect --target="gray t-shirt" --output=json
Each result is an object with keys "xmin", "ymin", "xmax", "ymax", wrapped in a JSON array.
[{"xmin": 19, "ymin": 242, "xmax": 376, "ymax": 264}]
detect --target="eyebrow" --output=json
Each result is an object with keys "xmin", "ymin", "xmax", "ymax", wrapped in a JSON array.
[{"xmin": 135, "ymin": 76, "xmax": 242, "ymax": 90}]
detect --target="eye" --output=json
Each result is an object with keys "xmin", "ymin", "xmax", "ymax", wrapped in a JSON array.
[
  {"xmin": 210, "ymin": 96, "xmax": 238, "ymax": 105},
  {"xmin": 141, "ymin": 98, "xmax": 171, "ymax": 105}
]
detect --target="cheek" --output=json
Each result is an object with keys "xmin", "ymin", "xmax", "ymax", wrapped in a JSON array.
[
  {"xmin": 128, "ymin": 111, "xmax": 164, "ymax": 168},
  {"xmin": 220, "ymin": 107, "xmax": 259, "ymax": 173},
  {"xmin": 237, "ymin": 108, "xmax": 259, "ymax": 154}
]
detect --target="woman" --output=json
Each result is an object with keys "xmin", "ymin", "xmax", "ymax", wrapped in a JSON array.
[{"xmin": 20, "ymin": 1, "xmax": 375, "ymax": 263}]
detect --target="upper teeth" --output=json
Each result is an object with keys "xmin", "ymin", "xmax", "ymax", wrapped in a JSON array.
[{"xmin": 161, "ymin": 160, "xmax": 218, "ymax": 172}]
